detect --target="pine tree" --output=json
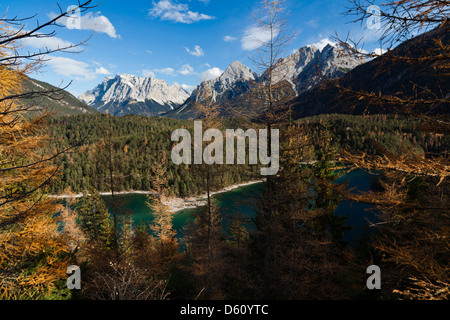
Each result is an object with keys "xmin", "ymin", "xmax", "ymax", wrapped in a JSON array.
[
  {"xmin": 248, "ymin": 122, "xmax": 351, "ymax": 299},
  {"xmin": 306, "ymin": 122, "xmax": 350, "ymax": 244},
  {"xmin": 185, "ymin": 202, "xmax": 225, "ymax": 299},
  {"xmin": 76, "ymin": 190, "xmax": 113, "ymax": 248},
  {"xmin": 147, "ymin": 153, "xmax": 180, "ymax": 276}
]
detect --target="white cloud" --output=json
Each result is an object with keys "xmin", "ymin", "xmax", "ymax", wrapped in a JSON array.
[
  {"xmin": 95, "ymin": 66, "xmax": 112, "ymax": 75},
  {"xmin": 306, "ymin": 19, "xmax": 319, "ymax": 29},
  {"xmin": 179, "ymin": 64, "xmax": 195, "ymax": 75},
  {"xmin": 202, "ymin": 67, "xmax": 223, "ymax": 81},
  {"xmin": 142, "ymin": 69, "xmax": 156, "ymax": 77},
  {"xmin": 149, "ymin": 0, "xmax": 215, "ymax": 24},
  {"xmin": 181, "ymin": 84, "xmax": 196, "ymax": 92},
  {"xmin": 21, "ymin": 35, "xmax": 74, "ymax": 50},
  {"xmin": 185, "ymin": 45, "xmax": 204, "ymax": 57},
  {"xmin": 308, "ymin": 38, "xmax": 336, "ymax": 51},
  {"xmin": 146, "ymin": 50, "xmax": 153, "ymax": 54},
  {"xmin": 372, "ymin": 48, "xmax": 386, "ymax": 55},
  {"xmin": 52, "ymin": 11, "xmax": 119, "ymax": 38},
  {"xmin": 358, "ymin": 48, "xmax": 369, "ymax": 55},
  {"xmin": 146, "ymin": 64, "xmax": 195, "ymax": 78},
  {"xmin": 154, "ymin": 67, "xmax": 176, "ymax": 75},
  {"xmin": 241, "ymin": 25, "xmax": 279, "ymax": 51},
  {"xmin": 46, "ymin": 56, "xmax": 97, "ymax": 81},
  {"xmin": 223, "ymin": 35, "xmax": 237, "ymax": 42}
]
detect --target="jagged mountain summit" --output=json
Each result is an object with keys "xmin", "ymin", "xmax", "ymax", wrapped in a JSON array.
[
  {"xmin": 168, "ymin": 60, "xmax": 258, "ymax": 118},
  {"xmin": 268, "ymin": 43, "xmax": 366, "ymax": 95},
  {"xmin": 167, "ymin": 60, "xmax": 258, "ymax": 118},
  {"xmin": 167, "ymin": 42, "xmax": 366, "ymax": 120},
  {"xmin": 79, "ymin": 74, "xmax": 190, "ymax": 116},
  {"xmin": 192, "ymin": 61, "xmax": 257, "ymax": 103},
  {"xmin": 288, "ymin": 23, "xmax": 450, "ymax": 119}
]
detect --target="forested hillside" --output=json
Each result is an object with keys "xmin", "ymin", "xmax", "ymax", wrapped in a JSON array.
[
  {"xmin": 298, "ymin": 114, "xmax": 449, "ymax": 158},
  {"xmin": 21, "ymin": 76, "xmax": 97, "ymax": 117},
  {"xmin": 47, "ymin": 113, "xmax": 449, "ymax": 197},
  {"xmin": 47, "ymin": 114, "xmax": 260, "ymax": 197}
]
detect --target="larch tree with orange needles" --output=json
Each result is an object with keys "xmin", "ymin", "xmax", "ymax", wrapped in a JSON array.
[
  {"xmin": 333, "ymin": 0, "xmax": 449, "ymax": 299},
  {"xmin": 147, "ymin": 152, "xmax": 180, "ymax": 276},
  {"xmin": 0, "ymin": 1, "xmax": 97, "ymax": 299}
]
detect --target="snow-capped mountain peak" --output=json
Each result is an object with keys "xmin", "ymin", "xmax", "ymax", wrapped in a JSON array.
[
  {"xmin": 269, "ymin": 41, "xmax": 367, "ymax": 93},
  {"xmin": 168, "ymin": 42, "xmax": 367, "ymax": 119},
  {"xmin": 78, "ymin": 74, "xmax": 190, "ymax": 116}
]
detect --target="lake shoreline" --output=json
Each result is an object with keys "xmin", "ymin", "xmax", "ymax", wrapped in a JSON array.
[
  {"xmin": 48, "ymin": 180, "xmax": 264, "ymax": 213},
  {"xmin": 164, "ymin": 180, "xmax": 264, "ymax": 212}
]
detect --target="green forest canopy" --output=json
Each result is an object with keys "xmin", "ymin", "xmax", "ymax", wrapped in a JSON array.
[{"xmin": 47, "ymin": 113, "xmax": 449, "ymax": 197}]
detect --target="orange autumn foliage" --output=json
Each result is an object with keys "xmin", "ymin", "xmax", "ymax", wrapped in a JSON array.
[{"xmin": 0, "ymin": 19, "xmax": 70, "ymax": 300}]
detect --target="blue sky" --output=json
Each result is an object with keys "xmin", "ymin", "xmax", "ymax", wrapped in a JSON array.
[{"xmin": 3, "ymin": 0, "xmax": 385, "ymax": 97}]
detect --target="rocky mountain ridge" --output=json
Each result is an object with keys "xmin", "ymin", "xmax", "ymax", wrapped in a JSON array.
[
  {"xmin": 168, "ymin": 42, "xmax": 367, "ymax": 119},
  {"xmin": 79, "ymin": 74, "xmax": 190, "ymax": 116}
]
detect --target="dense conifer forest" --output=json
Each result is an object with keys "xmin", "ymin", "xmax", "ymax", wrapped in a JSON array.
[
  {"xmin": 47, "ymin": 113, "xmax": 449, "ymax": 197},
  {"xmin": 47, "ymin": 114, "xmax": 261, "ymax": 196}
]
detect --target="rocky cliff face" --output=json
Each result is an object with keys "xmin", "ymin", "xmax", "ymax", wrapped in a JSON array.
[
  {"xmin": 267, "ymin": 43, "xmax": 367, "ymax": 95},
  {"xmin": 80, "ymin": 41, "xmax": 367, "ymax": 119},
  {"xmin": 192, "ymin": 60, "xmax": 258, "ymax": 103},
  {"xmin": 167, "ymin": 42, "xmax": 366, "ymax": 120},
  {"xmin": 288, "ymin": 23, "xmax": 450, "ymax": 119},
  {"xmin": 79, "ymin": 74, "xmax": 190, "ymax": 116}
]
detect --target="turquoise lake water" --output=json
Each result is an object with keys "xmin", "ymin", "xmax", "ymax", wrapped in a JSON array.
[{"xmin": 100, "ymin": 169, "xmax": 379, "ymax": 243}]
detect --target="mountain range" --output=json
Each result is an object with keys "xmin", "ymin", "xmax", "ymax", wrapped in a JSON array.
[
  {"xmin": 166, "ymin": 42, "xmax": 366, "ymax": 119},
  {"xmin": 287, "ymin": 22, "xmax": 450, "ymax": 119},
  {"xmin": 78, "ymin": 74, "xmax": 190, "ymax": 116},
  {"xmin": 77, "ymin": 41, "xmax": 366, "ymax": 119},
  {"xmin": 74, "ymin": 26, "xmax": 447, "ymax": 121}
]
